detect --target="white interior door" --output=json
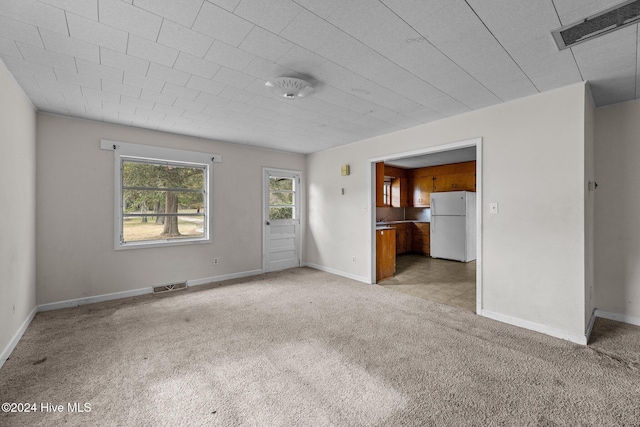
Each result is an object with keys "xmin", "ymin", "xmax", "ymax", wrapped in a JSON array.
[{"xmin": 263, "ymin": 169, "xmax": 301, "ymax": 272}]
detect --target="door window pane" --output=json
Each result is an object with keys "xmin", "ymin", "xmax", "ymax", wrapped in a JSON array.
[
  {"xmin": 270, "ymin": 176, "xmax": 293, "ymax": 191},
  {"xmin": 269, "ymin": 191, "xmax": 293, "ymax": 205},
  {"xmin": 270, "ymin": 207, "xmax": 294, "ymax": 220},
  {"xmin": 268, "ymin": 175, "xmax": 296, "ymax": 221}
]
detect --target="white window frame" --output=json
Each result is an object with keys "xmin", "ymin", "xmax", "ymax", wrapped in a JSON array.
[{"xmin": 101, "ymin": 140, "xmax": 220, "ymax": 250}]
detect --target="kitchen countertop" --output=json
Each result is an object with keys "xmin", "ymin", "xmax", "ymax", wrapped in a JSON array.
[{"xmin": 376, "ymin": 220, "xmax": 430, "ymax": 227}]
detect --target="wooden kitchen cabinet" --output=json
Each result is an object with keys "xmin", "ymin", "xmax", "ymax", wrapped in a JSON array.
[
  {"xmin": 393, "ymin": 223, "xmax": 412, "ymax": 254},
  {"xmin": 404, "ymin": 223, "xmax": 412, "ymax": 254},
  {"xmin": 384, "ymin": 165, "xmax": 408, "ymax": 208},
  {"xmin": 375, "ymin": 162, "xmax": 385, "ymax": 207},
  {"xmin": 411, "ymin": 222, "xmax": 430, "ymax": 255},
  {"xmin": 391, "ymin": 177, "xmax": 408, "ymax": 207},
  {"xmin": 383, "ymin": 161, "xmax": 476, "ymax": 209},
  {"xmin": 433, "ymin": 172, "xmax": 475, "ymax": 192},
  {"xmin": 376, "ymin": 229, "xmax": 396, "ymax": 282},
  {"xmin": 432, "ymin": 161, "xmax": 476, "ymax": 193},
  {"xmin": 411, "ymin": 176, "xmax": 434, "ymax": 207}
]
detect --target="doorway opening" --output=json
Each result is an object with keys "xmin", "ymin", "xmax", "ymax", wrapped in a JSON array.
[{"xmin": 370, "ymin": 138, "xmax": 482, "ymax": 314}]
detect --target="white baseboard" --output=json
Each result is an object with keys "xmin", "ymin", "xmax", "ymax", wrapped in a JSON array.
[
  {"xmin": 595, "ymin": 309, "xmax": 640, "ymax": 327},
  {"xmin": 2, "ymin": 270, "xmax": 263, "ymax": 369},
  {"xmin": 187, "ymin": 269, "xmax": 264, "ymax": 287},
  {"xmin": 480, "ymin": 309, "xmax": 588, "ymax": 345},
  {"xmin": 585, "ymin": 308, "xmax": 597, "ymax": 342},
  {"xmin": 38, "ymin": 269, "xmax": 266, "ymax": 312},
  {"xmin": 38, "ymin": 287, "xmax": 154, "ymax": 312},
  {"xmin": 303, "ymin": 262, "xmax": 370, "ymax": 284},
  {"xmin": 1, "ymin": 306, "xmax": 37, "ymax": 370}
]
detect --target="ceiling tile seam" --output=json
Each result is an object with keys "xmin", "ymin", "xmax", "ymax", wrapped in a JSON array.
[
  {"xmin": 289, "ymin": 0, "xmax": 466, "ymax": 116},
  {"xmin": 228, "ymin": 97, "xmax": 370, "ymax": 135},
  {"xmin": 240, "ymin": 65, "xmax": 397, "ymax": 130},
  {"xmin": 63, "ymin": 10, "xmax": 70, "ymax": 37},
  {"xmin": 550, "ymin": 0, "xmax": 584, "ymax": 82},
  {"xmin": 156, "ymin": 18, "xmax": 164, "ymax": 43},
  {"xmin": 384, "ymin": 0, "xmax": 511, "ymax": 102},
  {"xmin": 217, "ymin": 19, "xmax": 296, "ymax": 65},
  {"xmin": 166, "ymin": 3, "xmax": 435, "ymax": 126},
  {"xmin": 226, "ymin": 2, "xmax": 424, "ymax": 117},
  {"xmin": 461, "ymin": 0, "xmax": 540, "ymax": 94},
  {"xmin": 93, "ymin": 2, "xmax": 181, "ymax": 43},
  {"xmin": 245, "ymin": 97, "xmax": 379, "ymax": 133},
  {"xmin": 15, "ymin": 9, "xmax": 416, "ymax": 144},
  {"xmin": 18, "ymin": 28, "xmax": 40, "ymax": 63},
  {"xmin": 190, "ymin": 1, "xmax": 207, "ymax": 30},
  {"xmin": 270, "ymin": 49, "xmax": 437, "ymax": 123},
  {"xmin": 376, "ymin": 0, "xmax": 500, "ymax": 105},
  {"xmin": 247, "ymin": 89, "xmax": 401, "ymax": 132}
]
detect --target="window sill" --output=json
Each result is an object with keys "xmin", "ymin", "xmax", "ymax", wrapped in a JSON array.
[{"xmin": 115, "ymin": 237, "xmax": 211, "ymax": 251}]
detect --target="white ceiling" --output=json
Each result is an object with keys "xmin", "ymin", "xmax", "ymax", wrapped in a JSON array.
[
  {"xmin": 385, "ymin": 147, "xmax": 477, "ymax": 169},
  {"xmin": 0, "ymin": 0, "xmax": 633, "ymax": 154}
]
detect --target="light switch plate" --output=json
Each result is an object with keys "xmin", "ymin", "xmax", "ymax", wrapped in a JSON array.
[{"xmin": 489, "ymin": 202, "xmax": 499, "ymax": 213}]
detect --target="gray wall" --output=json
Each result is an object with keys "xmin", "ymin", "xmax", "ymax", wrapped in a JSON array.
[
  {"xmin": 35, "ymin": 114, "xmax": 305, "ymax": 305},
  {"xmin": 584, "ymin": 85, "xmax": 596, "ymax": 327},
  {"xmin": 595, "ymin": 100, "xmax": 640, "ymax": 321},
  {"xmin": 0, "ymin": 62, "xmax": 37, "ymax": 364}
]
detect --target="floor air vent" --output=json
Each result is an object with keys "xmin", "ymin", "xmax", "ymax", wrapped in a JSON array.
[
  {"xmin": 552, "ymin": 0, "xmax": 640, "ymax": 50},
  {"xmin": 153, "ymin": 282, "xmax": 187, "ymax": 294}
]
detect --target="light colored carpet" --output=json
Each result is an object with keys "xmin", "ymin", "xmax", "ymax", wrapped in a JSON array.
[{"xmin": 1, "ymin": 267, "xmax": 639, "ymax": 426}]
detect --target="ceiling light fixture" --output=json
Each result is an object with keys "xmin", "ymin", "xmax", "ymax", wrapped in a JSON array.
[{"xmin": 265, "ymin": 77, "xmax": 314, "ymax": 99}]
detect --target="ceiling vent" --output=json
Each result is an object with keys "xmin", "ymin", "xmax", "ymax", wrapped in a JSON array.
[
  {"xmin": 552, "ymin": 0, "xmax": 640, "ymax": 50},
  {"xmin": 265, "ymin": 77, "xmax": 314, "ymax": 99}
]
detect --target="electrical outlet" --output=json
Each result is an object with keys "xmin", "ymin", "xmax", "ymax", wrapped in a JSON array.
[
  {"xmin": 352, "ymin": 256, "xmax": 356, "ymax": 263},
  {"xmin": 213, "ymin": 257, "xmax": 219, "ymax": 265}
]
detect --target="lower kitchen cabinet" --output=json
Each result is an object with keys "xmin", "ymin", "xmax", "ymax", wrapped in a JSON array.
[
  {"xmin": 411, "ymin": 222, "xmax": 430, "ymax": 255},
  {"xmin": 376, "ymin": 229, "xmax": 396, "ymax": 282},
  {"xmin": 394, "ymin": 223, "xmax": 412, "ymax": 254}
]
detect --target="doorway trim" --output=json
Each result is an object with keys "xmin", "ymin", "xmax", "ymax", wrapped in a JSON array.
[
  {"xmin": 369, "ymin": 137, "xmax": 483, "ymax": 313},
  {"xmin": 262, "ymin": 167, "xmax": 302, "ymax": 273}
]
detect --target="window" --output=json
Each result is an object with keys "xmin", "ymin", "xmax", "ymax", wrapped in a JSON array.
[
  {"xmin": 268, "ymin": 175, "xmax": 296, "ymax": 220},
  {"xmin": 383, "ymin": 179, "xmax": 391, "ymax": 206},
  {"xmin": 101, "ymin": 140, "xmax": 217, "ymax": 250}
]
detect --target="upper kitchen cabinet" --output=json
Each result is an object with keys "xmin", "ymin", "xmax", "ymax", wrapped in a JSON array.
[
  {"xmin": 376, "ymin": 162, "xmax": 386, "ymax": 207},
  {"xmin": 410, "ymin": 175, "xmax": 434, "ymax": 207},
  {"xmin": 391, "ymin": 177, "xmax": 408, "ymax": 207},
  {"xmin": 377, "ymin": 160, "xmax": 476, "ymax": 208},
  {"xmin": 433, "ymin": 173, "xmax": 475, "ymax": 192},
  {"xmin": 384, "ymin": 165, "xmax": 409, "ymax": 208},
  {"xmin": 432, "ymin": 161, "xmax": 476, "ymax": 193}
]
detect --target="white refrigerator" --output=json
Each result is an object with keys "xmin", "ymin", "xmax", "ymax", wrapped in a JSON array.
[{"xmin": 430, "ymin": 191, "xmax": 476, "ymax": 262}]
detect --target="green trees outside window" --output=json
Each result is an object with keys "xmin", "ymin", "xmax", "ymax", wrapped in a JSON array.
[
  {"xmin": 269, "ymin": 176, "xmax": 295, "ymax": 220},
  {"xmin": 122, "ymin": 160, "xmax": 206, "ymax": 242}
]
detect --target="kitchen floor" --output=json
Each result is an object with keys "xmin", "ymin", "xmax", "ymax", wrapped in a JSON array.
[{"xmin": 379, "ymin": 254, "xmax": 476, "ymax": 312}]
